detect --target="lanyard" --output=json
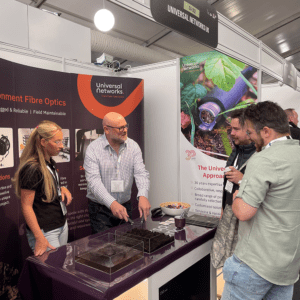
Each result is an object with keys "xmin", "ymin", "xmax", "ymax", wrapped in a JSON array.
[
  {"xmin": 265, "ymin": 136, "xmax": 291, "ymax": 149},
  {"xmin": 233, "ymin": 154, "xmax": 239, "ymax": 168},
  {"xmin": 46, "ymin": 165, "xmax": 61, "ymax": 196},
  {"xmin": 46, "ymin": 162, "xmax": 67, "ymax": 215}
]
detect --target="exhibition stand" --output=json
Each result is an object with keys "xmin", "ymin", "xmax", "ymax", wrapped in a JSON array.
[
  {"xmin": 0, "ymin": 56, "xmax": 145, "ymax": 269},
  {"xmin": 18, "ymin": 216, "xmax": 216, "ymax": 300},
  {"xmin": 0, "ymin": 0, "xmax": 299, "ymax": 214},
  {"xmin": 0, "ymin": 0, "xmax": 300, "ymax": 299}
]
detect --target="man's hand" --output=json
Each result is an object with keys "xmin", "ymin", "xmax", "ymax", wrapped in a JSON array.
[
  {"xmin": 110, "ymin": 201, "xmax": 129, "ymax": 222},
  {"xmin": 34, "ymin": 236, "xmax": 56, "ymax": 256},
  {"xmin": 225, "ymin": 166, "xmax": 243, "ymax": 184},
  {"xmin": 138, "ymin": 196, "xmax": 151, "ymax": 221},
  {"xmin": 61, "ymin": 187, "xmax": 72, "ymax": 206}
]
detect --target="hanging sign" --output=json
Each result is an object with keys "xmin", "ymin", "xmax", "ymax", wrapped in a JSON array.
[
  {"xmin": 150, "ymin": 0, "xmax": 218, "ymax": 48},
  {"xmin": 283, "ymin": 61, "xmax": 297, "ymax": 90}
]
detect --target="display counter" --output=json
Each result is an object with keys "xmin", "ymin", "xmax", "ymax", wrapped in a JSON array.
[{"xmin": 18, "ymin": 216, "xmax": 217, "ymax": 300}]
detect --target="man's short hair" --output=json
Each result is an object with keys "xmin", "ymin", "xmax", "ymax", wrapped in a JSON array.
[
  {"xmin": 229, "ymin": 108, "xmax": 246, "ymax": 127},
  {"xmin": 244, "ymin": 101, "xmax": 290, "ymax": 134},
  {"xmin": 284, "ymin": 108, "xmax": 295, "ymax": 118}
]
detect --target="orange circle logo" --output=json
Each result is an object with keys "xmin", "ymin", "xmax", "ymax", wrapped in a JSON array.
[{"xmin": 77, "ymin": 75, "xmax": 144, "ymax": 119}]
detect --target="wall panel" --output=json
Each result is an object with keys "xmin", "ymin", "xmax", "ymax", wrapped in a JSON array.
[
  {"xmin": 0, "ymin": 0, "xmax": 28, "ymax": 48},
  {"xmin": 129, "ymin": 60, "xmax": 179, "ymax": 208},
  {"xmin": 28, "ymin": 6, "xmax": 91, "ymax": 62}
]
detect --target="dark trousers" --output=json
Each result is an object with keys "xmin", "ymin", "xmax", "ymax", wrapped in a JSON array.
[{"xmin": 88, "ymin": 199, "xmax": 132, "ymax": 234}]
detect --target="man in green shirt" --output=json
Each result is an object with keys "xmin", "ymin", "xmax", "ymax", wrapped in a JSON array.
[{"xmin": 222, "ymin": 101, "xmax": 300, "ymax": 300}]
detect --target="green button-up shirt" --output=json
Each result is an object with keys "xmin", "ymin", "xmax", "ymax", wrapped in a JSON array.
[{"xmin": 235, "ymin": 139, "xmax": 300, "ymax": 285}]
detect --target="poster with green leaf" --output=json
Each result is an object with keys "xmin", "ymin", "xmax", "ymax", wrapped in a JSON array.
[{"xmin": 180, "ymin": 50, "xmax": 258, "ymax": 159}]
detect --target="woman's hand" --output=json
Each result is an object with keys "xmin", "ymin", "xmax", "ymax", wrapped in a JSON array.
[
  {"xmin": 34, "ymin": 236, "xmax": 56, "ymax": 256},
  {"xmin": 61, "ymin": 186, "xmax": 72, "ymax": 206}
]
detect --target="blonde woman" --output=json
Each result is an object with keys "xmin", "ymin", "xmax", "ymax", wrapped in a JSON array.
[{"xmin": 12, "ymin": 121, "xmax": 72, "ymax": 256}]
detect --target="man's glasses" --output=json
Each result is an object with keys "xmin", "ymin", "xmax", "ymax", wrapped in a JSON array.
[{"xmin": 106, "ymin": 124, "xmax": 129, "ymax": 133}]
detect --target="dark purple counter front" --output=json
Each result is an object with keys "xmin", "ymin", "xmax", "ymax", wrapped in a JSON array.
[{"xmin": 18, "ymin": 216, "xmax": 216, "ymax": 300}]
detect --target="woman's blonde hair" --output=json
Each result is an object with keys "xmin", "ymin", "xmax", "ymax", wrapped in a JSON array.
[{"xmin": 12, "ymin": 120, "xmax": 62, "ymax": 202}]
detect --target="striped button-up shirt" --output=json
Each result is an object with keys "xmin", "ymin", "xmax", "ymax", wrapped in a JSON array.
[{"xmin": 84, "ymin": 134, "xmax": 150, "ymax": 208}]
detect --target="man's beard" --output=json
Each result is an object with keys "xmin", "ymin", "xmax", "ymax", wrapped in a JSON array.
[
  {"xmin": 112, "ymin": 134, "xmax": 127, "ymax": 144},
  {"xmin": 254, "ymin": 135, "xmax": 264, "ymax": 152}
]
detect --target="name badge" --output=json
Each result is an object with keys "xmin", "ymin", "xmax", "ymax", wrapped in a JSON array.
[
  {"xmin": 111, "ymin": 180, "xmax": 124, "ymax": 193},
  {"xmin": 60, "ymin": 200, "xmax": 67, "ymax": 216},
  {"xmin": 225, "ymin": 180, "xmax": 233, "ymax": 193}
]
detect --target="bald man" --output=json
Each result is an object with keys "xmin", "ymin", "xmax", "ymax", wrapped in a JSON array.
[
  {"xmin": 284, "ymin": 108, "xmax": 300, "ymax": 140},
  {"xmin": 83, "ymin": 112, "xmax": 151, "ymax": 233}
]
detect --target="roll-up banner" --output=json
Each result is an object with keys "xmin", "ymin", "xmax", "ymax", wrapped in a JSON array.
[
  {"xmin": 180, "ymin": 51, "xmax": 258, "ymax": 217},
  {"xmin": 0, "ymin": 57, "xmax": 144, "ymax": 279}
]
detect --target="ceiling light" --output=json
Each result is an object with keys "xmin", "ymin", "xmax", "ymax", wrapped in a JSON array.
[
  {"xmin": 279, "ymin": 42, "xmax": 290, "ymax": 53},
  {"xmin": 207, "ymin": 0, "xmax": 219, "ymax": 4},
  {"xmin": 94, "ymin": 9, "xmax": 115, "ymax": 32},
  {"xmin": 41, "ymin": 9, "xmax": 61, "ymax": 16}
]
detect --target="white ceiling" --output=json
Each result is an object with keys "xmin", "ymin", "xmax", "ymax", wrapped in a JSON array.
[{"xmin": 17, "ymin": 0, "xmax": 300, "ymax": 80}]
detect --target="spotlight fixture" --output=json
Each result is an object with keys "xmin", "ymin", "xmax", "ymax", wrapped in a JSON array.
[{"xmin": 94, "ymin": 9, "xmax": 115, "ymax": 32}]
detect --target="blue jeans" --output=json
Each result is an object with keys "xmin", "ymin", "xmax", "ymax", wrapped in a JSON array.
[
  {"xmin": 222, "ymin": 254, "xmax": 294, "ymax": 300},
  {"xmin": 26, "ymin": 221, "xmax": 68, "ymax": 252}
]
